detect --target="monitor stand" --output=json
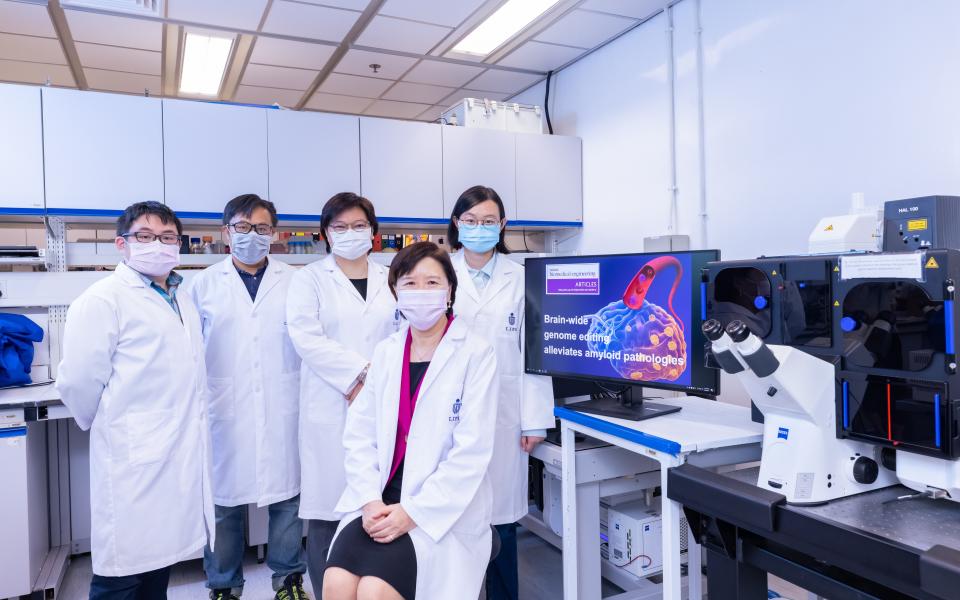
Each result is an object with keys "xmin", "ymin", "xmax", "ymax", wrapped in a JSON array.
[{"xmin": 566, "ymin": 385, "xmax": 681, "ymax": 422}]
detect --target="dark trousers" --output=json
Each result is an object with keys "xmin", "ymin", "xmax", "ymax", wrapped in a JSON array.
[
  {"xmin": 89, "ymin": 566, "xmax": 171, "ymax": 600},
  {"xmin": 486, "ymin": 523, "xmax": 519, "ymax": 600},
  {"xmin": 305, "ymin": 518, "xmax": 340, "ymax": 599}
]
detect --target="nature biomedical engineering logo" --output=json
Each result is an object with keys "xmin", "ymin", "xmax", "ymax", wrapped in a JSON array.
[{"xmin": 545, "ymin": 263, "xmax": 600, "ymax": 295}]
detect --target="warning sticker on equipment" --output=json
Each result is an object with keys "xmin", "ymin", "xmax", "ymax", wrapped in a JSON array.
[
  {"xmin": 926, "ymin": 257, "xmax": 939, "ymax": 269},
  {"xmin": 840, "ymin": 253, "xmax": 923, "ymax": 281},
  {"xmin": 795, "ymin": 473, "xmax": 814, "ymax": 499}
]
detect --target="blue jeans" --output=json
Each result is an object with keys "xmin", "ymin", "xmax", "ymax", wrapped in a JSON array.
[
  {"xmin": 486, "ymin": 523, "xmax": 518, "ymax": 600},
  {"xmin": 89, "ymin": 566, "xmax": 170, "ymax": 600},
  {"xmin": 204, "ymin": 495, "xmax": 306, "ymax": 593}
]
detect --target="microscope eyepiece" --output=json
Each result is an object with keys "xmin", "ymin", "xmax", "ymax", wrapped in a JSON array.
[
  {"xmin": 725, "ymin": 320, "xmax": 751, "ymax": 343},
  {"xmin": 702, "ymin": 319, "xmax": 724, "ymax": 341}
]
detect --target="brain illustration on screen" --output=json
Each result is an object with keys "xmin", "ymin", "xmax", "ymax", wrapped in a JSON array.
[{"xmin": 586, "ymin": 256, "xmax": 687, "ymax": 381}]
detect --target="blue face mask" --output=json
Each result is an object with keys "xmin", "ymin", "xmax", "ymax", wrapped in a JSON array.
[{"xmin": 458, "ymin": 224, "xmax": 501, "ymax": 253}]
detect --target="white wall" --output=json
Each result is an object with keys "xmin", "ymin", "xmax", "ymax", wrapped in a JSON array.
[{"xmin": 515, "ymin": 0, "xmax": 960, "ymax": 260}]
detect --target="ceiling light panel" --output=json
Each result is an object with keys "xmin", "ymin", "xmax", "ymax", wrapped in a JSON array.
[
  {"xmin": 179, "ymin": 31, "xmax": 233, "ymax": 96},
  {"xmin": 452, "ymin": 0, "xmax": 562, "ymax": 57},
  {"xmin": 62, "ymin": 0, "xmax": 163, "ymax": 17}
]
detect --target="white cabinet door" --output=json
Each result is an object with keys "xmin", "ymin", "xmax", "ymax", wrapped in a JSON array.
[
  {"xmin": 43, "ymin": 88, "xmax": 164, "ymax": 213},
  {"xmin": 360, "ymin": 118, "xmax": 442, "ymax": 220},
  {"xmin": 516, "ymin": 133, "xmax": 583, "ymax": 223},
  {"xmin": 441, "ymin": 126, "xmax": 517, "ymax": 220},
  {"xmin": 267, "ymin": 110, "xmax": 360, "ymax": 218},
  {"xmin": 0, "ymin": 84, "xmax": 44, "ymax": 211},
  {"xmin": 163, "ymin": 99, "xmax": 268, "ymax": 215}
]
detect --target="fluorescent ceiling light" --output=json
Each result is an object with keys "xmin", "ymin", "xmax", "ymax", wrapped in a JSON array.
[
  {"xmin": 453, "ymin": 0, "xmax": 562, "ymax": 57},
  {"xmin": 179, "ymin": 32, "xmax": 234, "ymax": 96}
]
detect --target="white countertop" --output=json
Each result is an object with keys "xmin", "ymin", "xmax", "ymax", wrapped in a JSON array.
[{"xmin": 0, "ymin": 380, "xmax": 61, "ymax": 408}]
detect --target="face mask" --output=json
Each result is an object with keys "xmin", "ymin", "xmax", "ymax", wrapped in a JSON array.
[
  {"xmin": 231, "ymin": 231, "xmax": 272, "ymax": 265},
  {"xmin": 125, "ymin": 240, "xmax": 181, "ymax": 277},
  {"xmin": 397, "ymin": 289, "xmax": 449, "ymax": 331},
  {"xmin": 458, "ymin": 223, "xmax": 501, "ymax": 253},
  {"xmin": 329, "ymin": 228, "xmax": 372, "ymax": 260}
]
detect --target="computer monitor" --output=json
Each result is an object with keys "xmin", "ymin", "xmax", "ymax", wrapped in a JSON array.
[{"xmin": 525, "ymin": 250, "xmax": 720, "ymax": 421}]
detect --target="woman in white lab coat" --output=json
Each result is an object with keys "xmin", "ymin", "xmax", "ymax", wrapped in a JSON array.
[
  {"xmin": 448, "ymin": 185, "xmax": 556, "ymax": 600},
  {"xmin": 286, "ymin": 192, "xmax": 401, "ymax": 598},
  {"xmin": 324, "ymin": 241, "xmax": 499, "ymax": 600}
]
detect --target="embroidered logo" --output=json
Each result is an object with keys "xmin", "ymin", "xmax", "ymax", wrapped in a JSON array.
[
  {"xmin": 505, "ymin": 312, "xmax": 519, "ymax": 333},
  {"xmin": 449, "ymin": 398, "xmax": 462, "ymax": 422}
]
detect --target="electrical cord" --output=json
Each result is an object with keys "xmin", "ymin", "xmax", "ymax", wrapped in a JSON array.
[
  {"xmin": 544, "ymin": 71, "xmax": 554, "ymax": 134},
  {"xmin": 614, "ymin": 554, "xmax": 653, "ymax": 569}
]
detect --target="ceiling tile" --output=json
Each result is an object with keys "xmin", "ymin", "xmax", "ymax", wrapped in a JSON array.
[
  {"xmin": 250, "ymin": 37, "xmax": 335, "ymax": 70},
  {"xmin": 0, "ymin": 58, "xmax": 74, "ymax": 86},
  {"xmin": 234, "ymin": 84, "xmax": 304, "ymax": 106},
  {"xmin": 580, "ymin": 0, "xmax": 663, "ymax": 20},
  {"xmin": 0, "ymin": 32, "xmax": 66, "ymax": 65},
  {"xmin": 262, "ymin": 1, "xmax": 360, "ymax": 42},
  {"xmin": 295, "ymin": 0, "xmax": 370, "ymax": 8},
  {"xmin": 0, "ymin": 0, "xmax": 57, "ymax": 37},
  {"xmin": 355, "ymin": 15, "xmax": 451, "ymax": 54},
  {"xmin": 364, "ymin": 99, "xmax": 431, "ymax": 119},
  {"xmin": 465, "ymin": 69, "xmax": 542, "ymax": 94},
  {"xmin": 440, "ymin": 88, "xmax": 509, "ymax": 106},
  {"xmin": 379, "ymin": 0, "xmax": 485, "ymax": 28},
  {"xmin": 382, "ymin": 81, "xmax": 454, "ymax": 104},
  {"xmin": 167, "ymin": 0, "xmax": 269, "ymax": 31},
  {"xmin": 535, "ymin": 9, "xmax": 635, "ymax": 49},
  {"xmin": 242, "ymin": 63, "xmax": 317, "ymax": 90},
  {"xmin": 65, "ymin": 10, "xmax": 162, "ymax": 51},
  {"xmin": 334, "ymin": 49, "xmax": 416, "ymax": 80},
  {"xmin": 402, "ymin": 60, "xmax": 483, "ymax": 88},
  {"xmin": 496, "ymin": 41, "xmax": 583, "ymax": 72},
  {"xmin": 75, "ymin": 42, "xmax": 160, "ymax": 76},
  {"xmin": 416, "ymin": 104, "xmax": 447, "ymax": 122},
  {"xmin": 319, "ymin": 72, "xmax": 392, "ymax": 98},
  {"xmin": 305, "ymin": 91, "xmax": 373, "ymax": 114},
  {"xmin": 84, "ymin": 68, "xmax": 161, "ymax": 95}
]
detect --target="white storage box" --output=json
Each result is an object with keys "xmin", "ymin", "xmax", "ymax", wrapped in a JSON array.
[
  {"xmin": 606, "ymin": 497, "xmax": 687, "ymax": 578},
  {"xmin": 441, "ymin": 98, "xmax": 543, "ymax": 133}
]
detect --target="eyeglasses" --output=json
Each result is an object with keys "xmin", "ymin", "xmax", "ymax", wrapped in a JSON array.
[
  {"xmin": 122, "ymin": 232, "xmax": 181, "ymax": 245},
  {"xmin": 229, "ymin": 222, "xmax": 275, "ymax": 235},
  {"xmin": 329, "ymin": 222, "xmax": 371, "ymax": 234},
  {"xmin": 458, "ymin": 217, "xmax": 501, "ymax": 228}
]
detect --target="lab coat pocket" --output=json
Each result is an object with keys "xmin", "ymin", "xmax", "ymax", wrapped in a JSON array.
[
  {"xmin": 126, "ymin": 409, "xmax": 177, "ymax": 466},
  {"xmin": 206, "ymin": 377, "xmax": 235, "ymax": 420},
  {"xmin": 276, "ymin": 372, "xmax": 300, "ymax": 417},
  {"xmin": 307, "ymin": 384, "xmax": 346, "ymax": 425}
]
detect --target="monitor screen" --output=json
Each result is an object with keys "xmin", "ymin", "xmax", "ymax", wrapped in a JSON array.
[{"xmin": 525, "ymin": 250, "xmax": 720, "ymax": 395}]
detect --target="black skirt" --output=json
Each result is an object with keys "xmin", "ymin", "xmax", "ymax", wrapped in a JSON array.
[{"xmin": 326, "ymin": 462, "xmax": 417, "ymax": 599}]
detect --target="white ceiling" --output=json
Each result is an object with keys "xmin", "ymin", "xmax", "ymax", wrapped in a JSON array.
[{"xmin": 0, "ymin": 0, "xmax": 663, "ymax": 121}]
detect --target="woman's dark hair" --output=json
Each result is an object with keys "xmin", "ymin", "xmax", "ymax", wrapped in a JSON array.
[
  {"xmin": 447, "ymin": 185, "xmax": 510, "ymax": 254},
  {"xmin": 320, "ymin": 192, "xmax": 379, "ymax": 252},
  {"xmin": 223, "ymin": 194, "xmax": 278, "ymax": 227},
  {"xmin": 388, "ymin": 242, "xmax": 458, "ymax": 317},
  {"xmin": 116, "ymin": 201, "xmax": 183, "ymax": 237}
]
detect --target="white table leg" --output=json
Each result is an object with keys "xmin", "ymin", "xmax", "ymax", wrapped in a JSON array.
[
  {"xmin": 687, "ymin": 520, "xmax": 702, "ymax": 599},
  {"xmin": 661, "ymin": 458, "xmax": 682, "ymax": 600},
  {"xmin": 561, "ymin": 421, "xmax": 579, "ymax": 600}
]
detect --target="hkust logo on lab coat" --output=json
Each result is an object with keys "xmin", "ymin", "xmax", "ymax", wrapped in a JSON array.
[
  {"xmin": 505, "ymin": 312, "xmax": 519, "ymax": 333},
  {"xmin": 449, "ymin": 398, "xmax": 462, "ymax": 422}
]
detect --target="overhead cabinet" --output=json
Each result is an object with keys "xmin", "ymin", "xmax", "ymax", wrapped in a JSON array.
[
  {"xmin": 162, "ymin": 99, "xmax": 268, "ymax": 214},
  {"xmin": 516, "ymin": 132, "xmax": 583, "ymax": 223},
  {"xmin": 267, "ymin": 110, "xmax": 360, "ymax": 218},
  {"xmin": 0, "ymin": 84, "xmax": 44, "ymax": 211},
  {"xmin": 43, "ymin": 88, "xmax": 164, "ymax": 213},
  {"xmin": 360, "ymin": 118, "xmax": 443, "ymax": 220},
  {"xmin": 441, "ymin": 126, "xmax": 518, "ymax": 220}
]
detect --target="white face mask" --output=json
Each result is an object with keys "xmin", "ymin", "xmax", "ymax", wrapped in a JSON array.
[
  {"xmin": 397, "ymin": 289, "xmax": 449, "ymax": 331},
  {"xmin": 125, "ymin": 240, "xmax": 181, "ymax": 277},
  {"xmin": 329, "ymin": 228, "xmax": 372, "ymax": 260},
  {"xmin": 231, "ymin": 231, "xmax": 272, "ymax": 265}
]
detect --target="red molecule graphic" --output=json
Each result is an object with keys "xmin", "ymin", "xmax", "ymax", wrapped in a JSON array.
[{"xmin": 586, "ymin": 257, "xmax": 688, "ymax": 382}]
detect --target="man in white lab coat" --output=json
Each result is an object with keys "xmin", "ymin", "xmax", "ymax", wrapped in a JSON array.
[
  {"xmin": 57, "ymin": 201, "xmax": 215, "ymax": 600},
  {"xmin": 188, "ymin": 195, "xmax": 308, "ymax": 600}
]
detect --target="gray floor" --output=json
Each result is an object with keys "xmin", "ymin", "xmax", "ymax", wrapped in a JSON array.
[{"xmin": 58, "ymin": 529, "xmax": 809, "ymax": 599}]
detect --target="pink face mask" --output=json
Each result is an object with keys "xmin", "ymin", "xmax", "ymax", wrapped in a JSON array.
[{"xmin": 125, "ymin": 240, "xmax": 181, "ymax": 277}]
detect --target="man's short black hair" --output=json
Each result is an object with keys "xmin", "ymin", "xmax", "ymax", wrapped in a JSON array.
[
  {"xmin": 223, "ymin": 194, "xmax": 279, "ymax": 227},
  {"xmin": 320, "ymin": 192, "xmax": 379, "ymax": 252},
  {"xmin": 116, "ymin": 201, "xmax": 183, "ymax": 237}
]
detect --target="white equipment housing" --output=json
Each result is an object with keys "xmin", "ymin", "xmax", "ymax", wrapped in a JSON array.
[
  {"xmin": 441, "ymin": 98, "xmax": 543, "ymax": 133},
  {"xmin": 808, "ymin": 213, "xmax": 879, "ymax": 253},
  {"xmin": 897, "ymin": 450, "xmax": 960, "ymax": 500},
  {"xmin": 606, "ymin": 497, "xmax": 687, "ymax": 578}
]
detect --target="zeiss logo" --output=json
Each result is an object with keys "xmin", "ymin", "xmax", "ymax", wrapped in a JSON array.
[{"xmin": 777, "ymin": 427, "xmax": 789, "ymax": 440}]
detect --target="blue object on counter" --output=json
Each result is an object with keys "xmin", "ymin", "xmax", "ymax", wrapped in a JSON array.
[{"xmin": 0, "ymin": 314, "xmax": 43, "ymax": 386}]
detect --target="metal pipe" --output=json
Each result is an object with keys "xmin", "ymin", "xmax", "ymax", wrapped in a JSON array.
[
  {"xmin": 695, "ymin": 0, "xmax": 708, "ymax": 247},
  {"xmin": 665, "ymin": 2, "xmax": 678, "ymax": 233}
]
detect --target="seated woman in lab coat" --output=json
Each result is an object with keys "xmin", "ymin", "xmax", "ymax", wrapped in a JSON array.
[{"xmin": 324, "ymin": 241, "xmax": 500, "ymax": 600}]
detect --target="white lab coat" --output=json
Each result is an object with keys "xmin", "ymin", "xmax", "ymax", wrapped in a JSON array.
[
  {"xmin": 287, "ymin": 254, "xmax": 401, "ymax": 520},
  {"xmin": 451, "ymin": 251, "xmax": 555, "ymax": 524},
  {"xmin": 334, "ymin": 318, "xmax": 499, "ymax": 600},
  {"xmin": 56, "ymin": 262, "xmax": 215, "ymax": 577},
  {"xmin": 187, "ymin": 258, "xmax": 301, "ymax": 507}
]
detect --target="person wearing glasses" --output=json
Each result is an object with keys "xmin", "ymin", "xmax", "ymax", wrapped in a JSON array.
[
  {"xmin": 187, "ymin": 194, "xmax": 309, "ymax": 600},
  {"xmin": 286, "ymin": 192, "xmax": 401, "ymax": 599},
  {"xmin": 447, "ymin": 186, "xmax": 555, "ymax": 600},
  {"xmin": 57, "ymin": 201, "xmax": 215, "ymax": 599}
]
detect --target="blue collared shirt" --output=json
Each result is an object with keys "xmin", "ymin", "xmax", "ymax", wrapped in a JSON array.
[
  {"xmin": 235, "ymin": 261, "xmax": 268, "ymax": 301},
  {"xmin": 466, "ymin": 252, "xmax": 497, "ymax": 292},
  {"xmin": 134, "ymin": 269, "xmax": 183, "ymax": 318}
]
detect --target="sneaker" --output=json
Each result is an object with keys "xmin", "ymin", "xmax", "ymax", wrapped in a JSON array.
[
  {"xmin": 209, "ymin": 590, "xmax": 239, "ymax": 600},
  {"xmin": 275, "ymin": 573, "xmax": 310, "ymax": 600}
]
